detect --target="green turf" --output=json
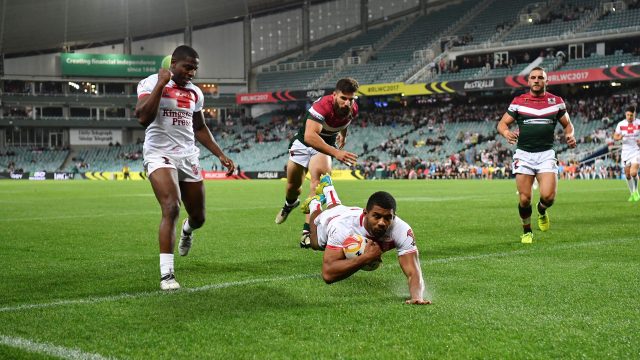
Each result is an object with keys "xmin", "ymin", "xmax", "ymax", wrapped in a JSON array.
[{"xmin": 0, "ymin": 179, "xmax": 638, "ymax": 359}]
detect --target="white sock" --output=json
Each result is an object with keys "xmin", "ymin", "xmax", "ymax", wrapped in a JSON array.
[
  {"xmin": 182, "ymin": 219, "xmax": 194, "ymax": 234},
  {"xmin": 160, "ymin": 253, "xmax": 174, "ymax": 277},
  {"xmin": 323, "ymin": 185, "xmax": 341, "ymax": 206},
  {"xmin": 309, "ymin": 198, "xmax": 323, "ymax": 213},
  {"xmin": 627, "ymin": 178, "xmax": 635, "ymax": 194}
]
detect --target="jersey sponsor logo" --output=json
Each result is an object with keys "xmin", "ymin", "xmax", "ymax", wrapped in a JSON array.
[
  {"xmin": 547, "ymin": 97, "xmax": 556, "ymax": 104},
  {"xmin": 163, "ymin": 87, "xmax": 194, "ymax": 109},
  {"xmin": 620, "ymin": 125, "xmax": 638, "ymax": 134},
  {"xmin": 523, "ymin": 118, "xmax": 554, "ymax": 124},
  {"xmin": 161, "ymin": 109, "xmax": 193, "ymax": 127}
]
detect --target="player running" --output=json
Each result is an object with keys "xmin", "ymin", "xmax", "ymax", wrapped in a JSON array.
[
  {"xmin": 497, "ymin": 66, "xmax": 576, "ymax": 244},
  {"xmin": 135, "ymin": 45, "xmax": 235, "ymax": 290},
  {"xmin": 301, "ymin": 174, "xmax": 430, "ymax": 305},
  {"xmin": 274, "ymin": 78, "xmax": 360, "ymax": 248},
  {"xmin": 613, "ymin": 105, "xmax": 640, "ymax": 202}
]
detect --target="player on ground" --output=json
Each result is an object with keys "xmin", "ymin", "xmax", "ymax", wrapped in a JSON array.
[
  {"xmin": 135, "ymin": 45, "xmax": 235, "ymax": 290},
  {"xmin": 497, "ymin": 66, "xmax": 576, "ymax": 244},
  {"xmin": 302, "ymin": 174, "xmax": 430, "ymax": 305},
  {"xmin": 274, "ymin": 78, "xmax": 360, "ymax": 248},
  {"xmin": 613, "ymin": 105, "xmax": 640, "ymax": 202}
]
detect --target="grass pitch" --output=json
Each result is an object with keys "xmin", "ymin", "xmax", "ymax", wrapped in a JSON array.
[{"xmin": 0, "ymin": 179, "xmax": 638, "ymax": 359}]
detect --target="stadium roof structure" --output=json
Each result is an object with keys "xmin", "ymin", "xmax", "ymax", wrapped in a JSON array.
[{"xmin": 0, "ymin": 0, "xmax": 305, "ymax": 57}]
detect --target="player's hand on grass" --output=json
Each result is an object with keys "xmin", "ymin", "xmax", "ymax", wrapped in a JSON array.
[
  {"xmin": 219, "ymin": 155, "xmax": 235, "ymax": 176},
  {"xmin": 405, "ymin": 298, "xmax": 432, "ymax": 305},
  {"xmin": 566, "ymin": 134, "xmax": 577, "ymax": 148},
  {"xmin": 335, "ymin": 150, "xmax": 358, "ymax": 166}
]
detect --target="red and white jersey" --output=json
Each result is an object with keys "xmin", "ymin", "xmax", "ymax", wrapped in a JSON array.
[
  {"xmin": 614, "ymin": 118, "xmax": 640, "ymax": 153},
  {"xmin": 137, "ymin": 74, "xmax": 204, "ymax": 157},
  {"xmin": 319, "ymin": 205, "xmax": 417, "ymax": 256}
]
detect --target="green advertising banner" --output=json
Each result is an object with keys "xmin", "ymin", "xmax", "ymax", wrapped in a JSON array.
[{"xmin": 60, "ymin": 53, "xmax": 164, "ymax": 77}]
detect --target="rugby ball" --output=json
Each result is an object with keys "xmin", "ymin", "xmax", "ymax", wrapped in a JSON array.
[
  {"xmin": 161, "ymin": 55, "xmax": 172, "ymax": 70},
  {"xmin": 342, "ymin": 234, "xmax": 381, "ymax": 271}
]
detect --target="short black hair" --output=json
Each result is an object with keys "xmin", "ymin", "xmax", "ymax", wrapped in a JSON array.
[
  {"xmin": 335, "ymin": 77, "xmax": 359, "ymax": 93},
  {"xmin": 172, "ymin": 45, "xmax": 199, "ymax": 61},
  {"xmin": 529, "ymin": 66, "xmax": 546, "ymax": 75},
  {"xmin": 625, "ymin": 105, "xmax": 637, "ymax": 113},
  {"xmin": 366, "ymin": 191, "xmax": 397, "ymax": 212}
]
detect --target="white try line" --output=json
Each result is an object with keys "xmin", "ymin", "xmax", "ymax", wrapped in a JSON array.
[
  {"xmin": 0, "ymin": 334, "xmax": 117, "ymax": 360},
  {"xmin": 0, "ymin": 237, "xmax": 632, "ymax": 314}
]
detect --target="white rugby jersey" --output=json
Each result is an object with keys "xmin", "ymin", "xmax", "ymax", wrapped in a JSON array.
[
  {"xmin": 322, "ymin": 206, "xmax": 418, "ymax": 256},
  {"xmin": 614, "ymin": 118, "xmax": 640, "ymax": 154},
  {"xmin": 137, "ymin": 74, "xmax": 204, "ymax": 156}
]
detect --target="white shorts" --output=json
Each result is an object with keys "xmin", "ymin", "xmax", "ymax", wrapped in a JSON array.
[
  {"xmin": 144, "ymin": 151, "xmax": 202, "ymax": 182},
  {"xmin": 289, "ymin": 139, "xmax": 321, "ymax": 168},
  {"xmin": 621, "ymin": 149, "xmax": 640, "ymax": 167},
  {"xmin": 314, "ymin": 205, "xmax": 350, "ymax": 250},
  {"xmin": 512, "ymin": 149, "xmax": 558, "ymax": 175}
]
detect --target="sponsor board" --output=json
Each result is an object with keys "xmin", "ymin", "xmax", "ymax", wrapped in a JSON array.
[
  {"xmin": 70, "ymin": 129, "xmax": 123, "ymax": 146},
  {"xmin": 61, "ymin": 53, "xmax": 164, "ymax": 77},
  {"xmin": 304, "ymin": 169, "xmax": 364, "ymax": 180},
  {"xmin": 201, "ymin": 171, "xmax": 250, "ymax": 180},
  {"xmin": 0, "ymin": 172, "xmax": 75, "ymax": 180}
]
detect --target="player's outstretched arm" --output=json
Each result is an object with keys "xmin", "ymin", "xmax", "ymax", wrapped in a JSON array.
[
  {"xmin": 135, "ymin": 68, "xmax": 171, "ymax": 128},
  {"xmin": 322, "ymin": 242, "xmax": 381, "ymax": 284},
  {"xmin": 304, "ymin": 120, "xmax": 357, "ymax": 166},
  {"xmin": 497, "ymin": 113, "xmax": 518, "ymax": 145},
  {"xmin": 193, "ymin": 111, "xmax": 235, "ymax": 175},
  {"xmin": 559, "ymin": 113, "xmax": 576, "ymax": 148},
  {"xmin": 398, "ymin": 252, "xmax": 431, "ymax": 305}
]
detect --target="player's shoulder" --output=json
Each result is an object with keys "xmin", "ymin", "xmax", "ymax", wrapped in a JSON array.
[
  {"xmin": 312, "ymin": 95, "xmax": 333, "ymax": 110},
  {"xmin": 510, "ymin": 92, "xmax": 530, "ymax": 104},
  {"xmin": 187, "ymin": 82, "xmax": 204, "ymax": 101},
  {"xmin": 390, "ymin": 216, "xmax": 412, "ymax": 237},
  {"xmin": 544, "ymin": 91, "xmax": 565, "ymax": 104}
]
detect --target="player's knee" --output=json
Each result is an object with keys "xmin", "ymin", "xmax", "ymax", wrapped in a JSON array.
[
  {"xmin": 161, "ymin": 201, "xmax": 181, "ymax": 220},
  {"xmin": 539, "ymin": 197, "xmax": 554, "ymax": 208},
  {"xmin": 519, "ymin": 194, "xmax": 532, "ymax": 206},
  {"xmin": 190, "ymin": 213, "xmax": 205, "ymax": 228}
]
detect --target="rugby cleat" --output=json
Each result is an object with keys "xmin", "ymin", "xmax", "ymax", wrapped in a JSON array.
[
  {"xmin": 537, "ymin": 212, "xmax": 550, "ymax": 232},
  {"xmin": 301, "ymin": 194, "xmax": 326, "ymax": 214},
  {"xmin": 520, "ymin": 232, "xmax": 533, "ymax": 244},
  {"xmin": 178, "ymin": 218, "xmax": 193, "ymax": 256},
  {"xmin": 160, "ymin": 273, "xmax": 180, "ymax": 291},
  {"xmin": 633, "ymin": 191, "xmax": 640, "ymax": 202},
  {"xmin": 275, "ymin": 199, "xmax": 300, "ymax": 224},
  {"xmin": 316, "ymin": 173, "xmax": 334, "ymax": 195}
]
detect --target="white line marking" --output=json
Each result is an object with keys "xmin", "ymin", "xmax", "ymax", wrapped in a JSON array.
[
  {"xmin": 0, "ymin": 238, "xmax": 632, "ymax": 314},
  {"xmin": 0, "ymin": 206, "xmax": 275, "ymax": 222},
  {"xmin": 0, "ymin": 334, "xmax": 116, "ymax": 360}
]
